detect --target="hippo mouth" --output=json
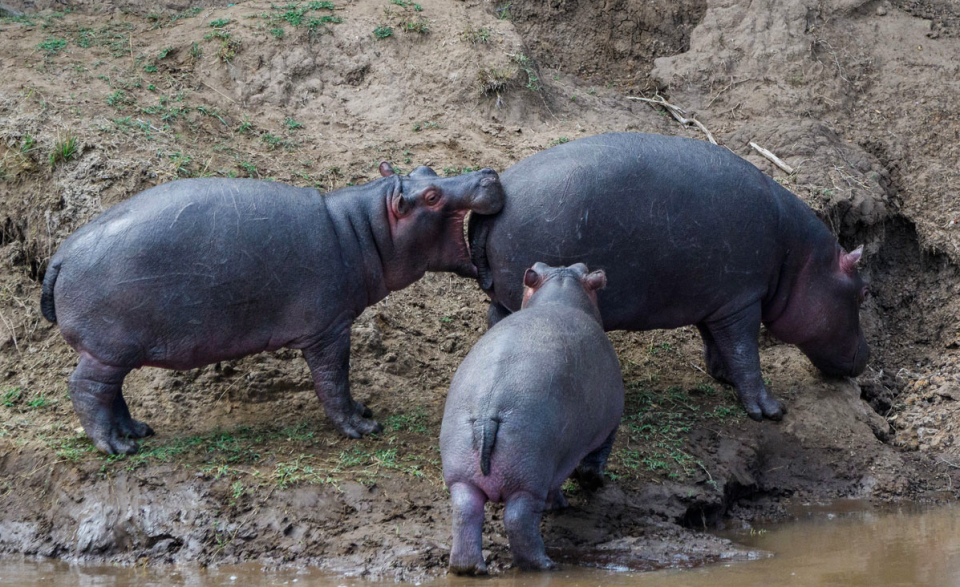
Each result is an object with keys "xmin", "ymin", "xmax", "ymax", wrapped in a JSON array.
[{"xmin": 451, "ymin": 210, "xmax": 477, "ymax": 278}]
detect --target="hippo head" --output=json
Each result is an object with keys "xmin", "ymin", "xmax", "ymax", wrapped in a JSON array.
[
  {"xmin": 520, "ymin": 262, "xmax": 607, "ymax": 317},
  {"xmin": 379, "ymin": 162, "xmax": 504, "ymax": 289},
  {"xmin": 768, "ymin": 244, "xmax": 870, "ymax": 378}
]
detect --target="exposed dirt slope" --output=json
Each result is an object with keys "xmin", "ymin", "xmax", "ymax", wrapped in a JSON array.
[{"xmin": 0, "ymin": 0, "xmax": 958, "ymax": 578}]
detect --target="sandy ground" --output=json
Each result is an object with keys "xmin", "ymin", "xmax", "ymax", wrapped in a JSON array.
[{"xmin": 0, "ymin": 0, "xmax": 958, "ymax": 578}]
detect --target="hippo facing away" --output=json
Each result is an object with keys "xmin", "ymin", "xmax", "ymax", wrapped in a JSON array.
[
  {"xmin": 441, "ymin": 263, "xmax": 624, "ymax": 573},
  {"xmin": 469, "ymin": 133, "xmax": 869, "ymax": 421},
  {"xmin": 42, "ymin": 164, "xmax": 504, "ymax": 454}
]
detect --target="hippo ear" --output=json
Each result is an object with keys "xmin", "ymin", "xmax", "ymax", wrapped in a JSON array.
[
  {"xmin": 523, "ymin": 267, "xmax": 541, "ymax": 289},
  {"xmin": 391, "ymin": 193, "xmax": 414, "ymax": 218},
  {"xmin": 379, "ymin": 161, "xmax": 396, "ymax": 177},
  {"xmin": 840, "ymin": 245, "xmax": 863, "ymax": 275},
  {"xmin": 583, "ymin": 270, "xmax": 607, "ymax": 292},
  {"xmin": 409, "ymin": 165, "xmax": 439, "ymax": 178}
]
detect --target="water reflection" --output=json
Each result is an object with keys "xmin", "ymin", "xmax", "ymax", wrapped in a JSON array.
[{"xmin": 1, "ymin": 503, "xmax": 958, "ymax": 587}]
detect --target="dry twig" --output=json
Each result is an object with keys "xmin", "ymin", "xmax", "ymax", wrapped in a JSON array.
[
  {"xmin": 940, "ymin": 457, "xmax": 960, "ymax": 470},
  {"xmin": 749, "ymin": 141, "xmax": 794, "ymax": 174},
  {"xmin": 628, "ymin": 94, "xmax": 717, "ymax": 144}
]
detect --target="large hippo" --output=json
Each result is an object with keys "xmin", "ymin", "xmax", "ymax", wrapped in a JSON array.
[
  {"xmin": 41, "ymin": 164, "xmax": 504, "ymax": 454},
  {"xmin": 441, "ymin": 263, "xmax": 624, "ymax": 574},
  {"xmin": 469, "ymin": 133, "xmax": 869, "ymax": 421}
]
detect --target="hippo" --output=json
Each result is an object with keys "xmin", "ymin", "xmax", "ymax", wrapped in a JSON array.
[
  {"xmin": 469, "ymin": 133, "xmax": 869, "ymax": 422},
  {"xmin": 440, "ymin": 262, "xmax": 624, "ymax": 574},
  {"xmin": 41, "ymin": 164, "xmax": 504, "ymax": 454}
]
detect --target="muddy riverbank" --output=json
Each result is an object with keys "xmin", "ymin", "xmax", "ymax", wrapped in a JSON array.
[
  {"xmin": 3, "ymin": 501, "xmax": 959, "ymax": 584},
  {"xmin": 1, "ymin": 0, "xmax": 959, "ymax": 578}
]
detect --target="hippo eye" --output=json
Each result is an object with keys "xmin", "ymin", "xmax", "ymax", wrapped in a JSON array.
[
  {"xmin": 423, "ymin": 190, "xmax": 440, "ymax": 205},
  {"xmin": 858, "ymin": 286, "xmax": 869, "ymax": 304}
]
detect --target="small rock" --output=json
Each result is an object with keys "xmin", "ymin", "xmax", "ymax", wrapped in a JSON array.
[{"xmin": 876, "ymin": 5, "xmax": 887, "ymax": 15}]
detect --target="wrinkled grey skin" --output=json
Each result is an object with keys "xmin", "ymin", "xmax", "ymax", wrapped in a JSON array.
[
  {"xmin": 440, "ymin": 263, "xmax": 624, "ymax": 574},
  {"xmin": 470, "ymin": 133, "xmax": 870, "ymax": 422},
  {"xmin": 41, "ymin": 164, "xmax": 504, "ymax": 454}
]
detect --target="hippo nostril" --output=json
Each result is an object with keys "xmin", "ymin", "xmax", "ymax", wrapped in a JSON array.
[{"xmin": 479, "ymin": 177, "xmax": 498, "ymax": 187}]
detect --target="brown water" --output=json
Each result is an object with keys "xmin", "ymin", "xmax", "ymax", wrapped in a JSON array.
[{"xmin": 2, "ymin": 502, "xmax": 959, "ymax": 587}]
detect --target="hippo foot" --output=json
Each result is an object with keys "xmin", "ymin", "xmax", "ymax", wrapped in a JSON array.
[
  {"xmin": 330, "ymin": 400, "xmax": 383, "ymax": 438},
  {"xmin": 90, "ymin": 429, "xmax": 139, "ymax": 455},
  {"xmin": 572, "ymin": 465, "xmax": 606, "ymax": 492},
  {"xmin": 449, "ymin": 561, "xmax": 488, "ymax": 576},
  {"xmin": 740, "ymin": 388, "xmax": 786, "ymax": 422},
  {"xmin": 545, "ymin": 489, "xmax": 569, "ymax": 511},
  {"xmin": 116, "ymin": 417, "xmax": 155, "ymax": 439},
  {"xmin": 515, "ymin": 555, "xmax": 557, "ymax": 572}
]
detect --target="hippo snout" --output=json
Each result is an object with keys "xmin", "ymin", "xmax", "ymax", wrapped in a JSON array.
[{"xmin": 469, "ymin": 169, "xmax": 504, "ymax": 215}]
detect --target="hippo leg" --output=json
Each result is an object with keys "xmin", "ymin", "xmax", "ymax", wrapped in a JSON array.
[
  {"xmin": 449, "ymin": 482, "xmax": 488, "ymax": 575},
  {"xmin": 69, "ymin": 354, "xmax": 138, "ymax": 455},
  {"xmin": 504, "ymin": 491, "xmax": 555, "ymax": 571},
  {"xmin": 302, "ymin": 327, "xmax": 383, "ymax": 438},
  {"xmin": 486, "ymin": 302, "xmax": 511, "ymax": 329},
  {"xmin": 573, "ymin": 428, "xmax": 617, "ymax": 491},
  {"xmin": 112, "ymin": 392, "xmax": 154, "ymax": 439},
  {"xmin": 704, "ymin": 304, "xmax": 784, "ymax": 421},
  {"xmin": 696, "ymin": 324, "xmax": 733, "ymax": 384},
  {"xmin": 545, "ymin": 487, "xmax": 569, "ymax": 511}
]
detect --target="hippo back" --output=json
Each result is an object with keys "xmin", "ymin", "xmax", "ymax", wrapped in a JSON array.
[{"xmin": 469, "ymin": 133, "xmax": 817, "ymax": 331}]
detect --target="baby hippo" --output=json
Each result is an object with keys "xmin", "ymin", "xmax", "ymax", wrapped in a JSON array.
[{"xmin": 440, "ymin": 263, "xmax": 624, "ymax": 573}]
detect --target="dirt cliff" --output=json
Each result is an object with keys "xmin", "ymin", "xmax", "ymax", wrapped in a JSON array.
[{"xmin": 0, "ymin": 0, "xmax": 958, "ymax": 578}]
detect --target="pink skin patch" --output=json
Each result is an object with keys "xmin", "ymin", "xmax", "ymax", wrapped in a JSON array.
[{"xmin": 521, "ymin": 270, "xmax": 603, "ymax": 309}]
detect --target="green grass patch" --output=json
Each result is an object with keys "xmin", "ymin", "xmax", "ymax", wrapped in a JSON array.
[
  {"xmin": 462, "ymin": 27, "xmax": 490, "ymax": 44},
  {"xmin": 511, "ymin": 53, "xmax": 540, "ymax": 91},
  {"xmin": 403, "ymin": 19, "xmax": 429, "ymax": 34},
  {"xmin": 106, "ymin": 89, "xmax": 131, "ymax": 109},
  {"xmin": 383, "ymin": 408, "xmax": 431, "ymax": 434},
  {"xmin": 442, "ymin": 165, "xmax": 478, "ymax": 176},
  {"xmin": 37, "ymin": 37, "xmax": 66, "ymax": 55},
  {"xmin": 49, "ymin": 136, "xmax": 78, "ymax": 168},
  {"xmin": 373, "ymin": 25, "xmax": 393, "ymax": 39},
  {"xmin": 613, "ymin": 379, "xmax": 742, "ymax": 482},
  {"xmin": 412, "ymin": 121, "xmax": 440, "ymax": 132},
  {"xmin": 1, "ymin": 387, "xmax": 21, "ymax": 407},
  {"xmin": 261, "ymin": 2, "xmax": 343, "ymax": 32}
]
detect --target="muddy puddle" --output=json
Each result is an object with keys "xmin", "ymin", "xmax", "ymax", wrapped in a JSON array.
[{"xmin": 1, "ymin": 501, "xmax": 958, "ymax": 586}]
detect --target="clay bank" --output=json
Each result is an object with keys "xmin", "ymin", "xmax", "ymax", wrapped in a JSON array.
[{"xmin": 1, "ymin": 0, "xmax": 960, "ymax": 581}]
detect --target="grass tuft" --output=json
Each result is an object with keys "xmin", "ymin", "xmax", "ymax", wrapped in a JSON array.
[{"xmin": 49, "ymin": 135, "xmax": 78, "ymax": 168}]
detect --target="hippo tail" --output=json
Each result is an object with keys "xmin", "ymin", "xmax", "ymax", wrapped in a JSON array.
[
  {"xmin": 40, "ymin": 257, "xmax": 61, "ymax": 323},
  {"xmin": 475, "ymin": 417, "xmax": 500, "ymax": 476}
]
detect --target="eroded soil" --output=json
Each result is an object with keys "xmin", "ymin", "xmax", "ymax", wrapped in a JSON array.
[{"xmin": 0, "ymin": 0, "xmax": 958, "ymax": 579}]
